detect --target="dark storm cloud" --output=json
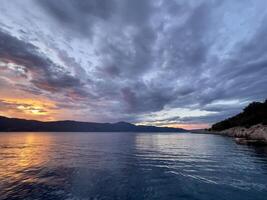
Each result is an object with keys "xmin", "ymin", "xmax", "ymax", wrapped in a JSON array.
[
  {"xmin": 91, "ymin": 2, "xmax": 216, "ymax": 115},
  {"xmin": 31, "ymin": 74, "xmax": 82, "ymax": 93},
  {"xmin": 113, "ymin": 2, "xmax": 218, "ymax": 114},
  {"xmin": 214, "ymin": 16, "xmax": 267, "ymax": 102},
  {"xmin": 38, "ymin": 0, "xmax": 154, "ymax": 35},
  {"xmin": 38, "ymin": 0, "xmax": 116, "ymax": 36},
  {"xmin": 179, "ymin": 110, "xmax": 240, "ymax": 124},
  {"xmin": 120, "ymin": 82, "xmax": 176, "ymax": 114},
  {"xmin": 35, "ymin": 0, "xmax": 165, "ymax": 114},
  {"xmin": 15, "ymin": 84, "xmax": 43, "ymax": 96},
  {"xmin": 160, "ymin": 7, "xmax": 267, "ymax": 113},
  {"xmin": 38, "ymin": 0, "xmax": 156, "ymax": 77},
  {"xmin": 0, "ymin": 29, "xmax": 86, "ymax": 97}
]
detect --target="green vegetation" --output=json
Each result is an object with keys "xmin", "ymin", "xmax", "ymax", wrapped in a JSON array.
[{"xmin": 211, "ymin": 100, "xmax": 267, "ymax": 131}]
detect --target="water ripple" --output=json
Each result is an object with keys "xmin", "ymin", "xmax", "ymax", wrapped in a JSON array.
[{"xmin": 0, "ymin": 132, "xmax": 267, "ymax": 200}]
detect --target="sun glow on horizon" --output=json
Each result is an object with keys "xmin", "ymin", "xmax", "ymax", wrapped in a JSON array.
[
  {"xmin": 0, "ymin": 98, "xmax": 57, "ymax": 121},
  {"xmin": 0, "ymin": 97, "xmax": 211, "ymax": 129},
  {"xmin": 135, "ymin": 122, "xmax": 210, "ymax": 130},
  {"xmin": 167, "ymin": 123, "xmax": 210, "ymax": 130}
]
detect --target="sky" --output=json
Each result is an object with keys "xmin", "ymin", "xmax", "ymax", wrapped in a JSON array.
[{"xmin": 0, "ymin": 0, "xmax": 267, "ymax": 129}]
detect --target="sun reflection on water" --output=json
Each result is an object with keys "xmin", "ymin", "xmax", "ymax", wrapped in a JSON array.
[{"xmin": 0, "ymin": 133, "xmax": 54, "ymax": 187}]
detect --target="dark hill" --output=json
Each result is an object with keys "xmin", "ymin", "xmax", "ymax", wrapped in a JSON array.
[
  {"xmin": 211, "ymin": 99, "xmax": 267, "ymax": 131},
  {"xmin": 0, "ymin": 116, "xmax": 186, "ymax": 132}
]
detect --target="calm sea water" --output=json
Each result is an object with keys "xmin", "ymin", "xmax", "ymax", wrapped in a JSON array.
[{"xmin": 0, "ymin": 132, "xmax": 267, "ymax": 200}]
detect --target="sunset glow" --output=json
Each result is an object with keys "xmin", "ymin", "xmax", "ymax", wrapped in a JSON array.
[
  {"xmin": 168, "ymin": 124, "xmax": 210, "ymax": 130},
  {"xmin": 0, "ymin": 98, "xmax": 56, "ymax": 121}
]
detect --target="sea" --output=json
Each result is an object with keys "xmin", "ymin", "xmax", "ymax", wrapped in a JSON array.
[{"xmin": 0, "ymin": 132, "xmax": 267, "ymax": 200}]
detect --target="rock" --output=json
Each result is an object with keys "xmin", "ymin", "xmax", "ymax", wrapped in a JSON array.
[
  {"xmin": 210, "ymin": 124, "xmax": 267, "ymax": 146},
  {"xmin": 234, "ymin": 137, "xmax": 267, "ymax": 146}
]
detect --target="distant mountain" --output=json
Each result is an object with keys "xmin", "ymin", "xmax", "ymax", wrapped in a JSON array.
[
  {"xmin": 211, "ymin": 99, "xmax": 267, "ymax": 131},
  {"xmin": 0, "ymin": 116, "xmax": 187, "ymax": 132}
]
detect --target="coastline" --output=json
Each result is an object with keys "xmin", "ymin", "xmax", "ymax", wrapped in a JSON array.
[{"xmin": 207, "ymin": 124, "xmax": 267, "ymax": 146}]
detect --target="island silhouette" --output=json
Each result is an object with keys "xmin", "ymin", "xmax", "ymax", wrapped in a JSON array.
[{"xmin": 0, "ymin": 116, "xmax": 187, "ymax": 132}]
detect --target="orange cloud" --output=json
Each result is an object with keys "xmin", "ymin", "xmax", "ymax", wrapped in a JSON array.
[{"xmin": 0, "ymin": 98, "xmax": 57, "ymax": 121}]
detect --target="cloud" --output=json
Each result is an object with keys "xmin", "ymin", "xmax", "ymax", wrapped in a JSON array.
[
  {"xmin": 0, "ymin": 29, "xmax": 86, "ymax": 95},
  {"xmin": 38, "ymin": 0, "xmax": 116, "ymax": 36},
  {"xmin": 0, "ymin": 98, "xmax": 56, "ymax": 120},
  {"xmin": 37, "ymin": 0, "xmax": 154, "ymax": 36},
  {"xmin": 0, "ymin": 0, "xmax": 267, "ymax": 127}
]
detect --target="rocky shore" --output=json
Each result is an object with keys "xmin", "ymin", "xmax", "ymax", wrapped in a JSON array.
[
  {"xmin": 206, "ymin": 100, "xmax": 267, "ymax": 146},
  {"xmin": 210, "ymin": 124, "xmax": 267, "ymax": 146}
]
